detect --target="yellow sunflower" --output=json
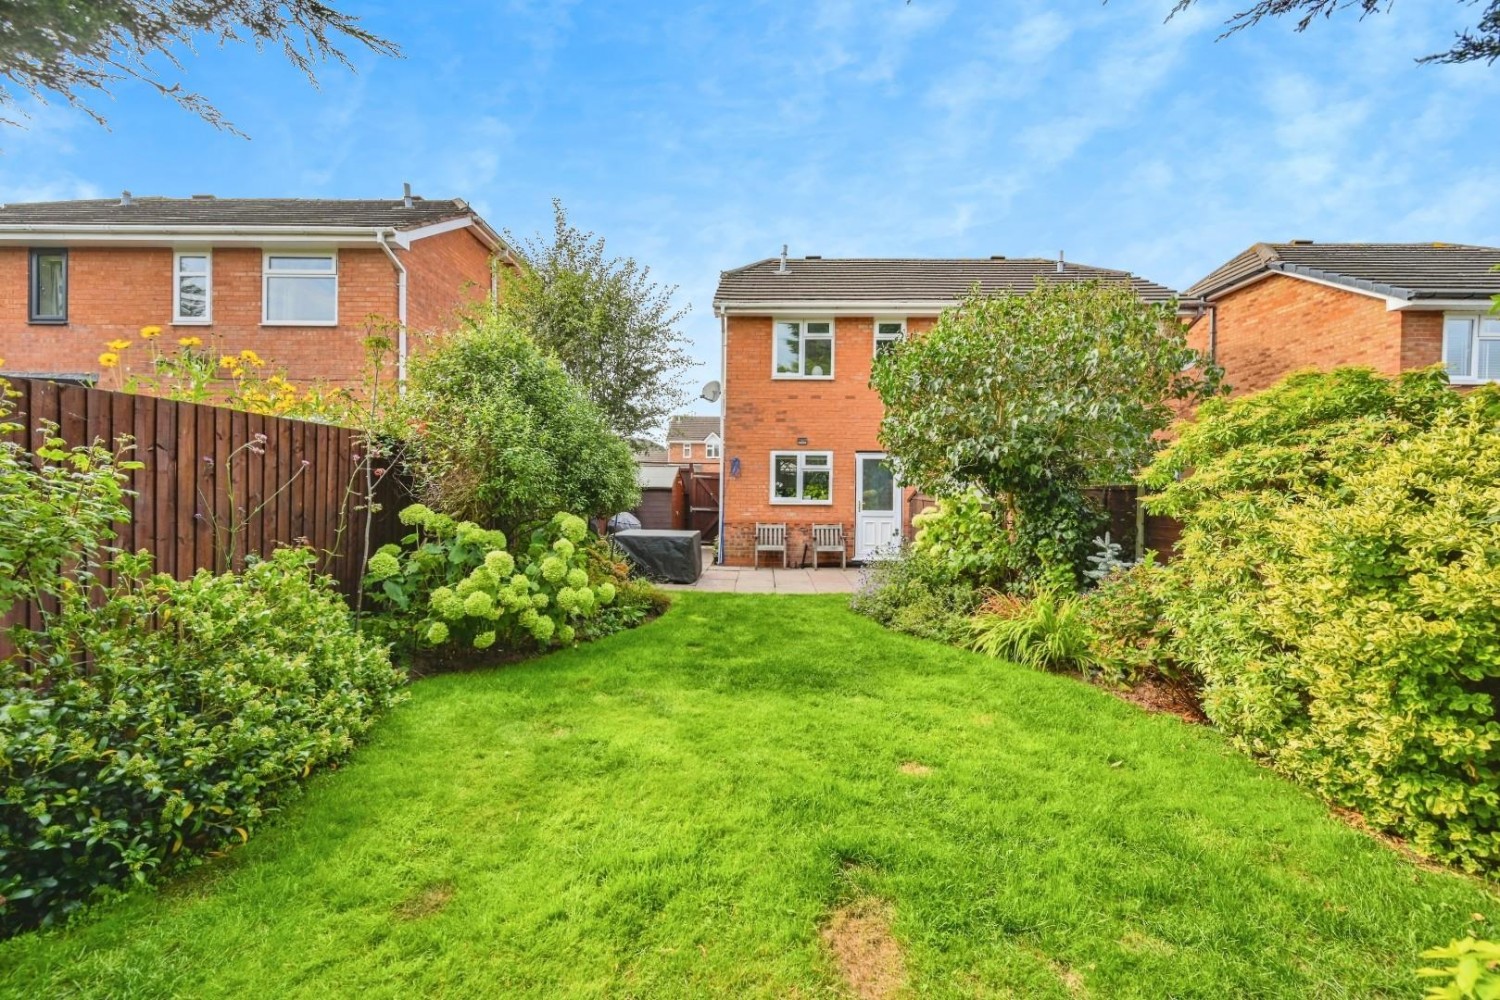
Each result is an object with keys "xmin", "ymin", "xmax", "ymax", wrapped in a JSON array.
[
  {"xmin": 178, "ymin": 336, "xmax": 203, "ymax": 348},
  {"xmin": 139, "ymin": 325, "xmax": 163, "ymax": 339},
  {"xmin": 98, "ymin": 352, "xmax": 120, "ymax": 369},
  {"xmin": 106, "ymin": 338, "xmax": 132, "ymax": 351}
]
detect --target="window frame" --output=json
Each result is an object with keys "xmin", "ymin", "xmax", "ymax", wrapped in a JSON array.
[
  {"xmin": 261, "ymin": 250, "xmax": 339, "ymax": 326},
  {"xmin": 28, "ymin": 247, "xmax": 68, "ymax": 325},
  {"xmin": 682, "ymin": 442, "xmax": 694, "ymax": 460},
  {"xmin": 704, "ymin": 435, "xmax": 721, "ymax": 460},
  {"xmin": 772, "ymin": 318, "xmax": 835, "ymax": 379},
  {"xmin": 769, "ymin": 450, "xmax": 834, "ymax": 505},
  {"xmin": 873, "ymin": 317, "xmax": 906, "ymax": 359},
  {"xmin": 173, "ymin": 250, "xmax": 213, "ymax": 325},
  {"xmin": 1442, "ymin": 311, "xmax": 1500, "ymax": 384}
]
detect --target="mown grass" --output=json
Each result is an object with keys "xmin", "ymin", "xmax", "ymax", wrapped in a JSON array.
[{"xmin": 3, "ymin": 593, "xmax": 1496, "ymax": 998}]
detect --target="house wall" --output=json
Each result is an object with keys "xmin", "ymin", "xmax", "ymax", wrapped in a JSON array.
[
  {"xmin": 668, "ymin": 440, "xmax": 721, "ymax": 472},
  {"xmin": 719, "ymin": 314, "xmax": 933, "ymax": 566},
  {"xmin": 1185, "ymin": 272, "xmax": 1429, "ymax": 396},
  {"xmin": 0, "ymin": 231, "xmax": 498, "ymax": 391}
]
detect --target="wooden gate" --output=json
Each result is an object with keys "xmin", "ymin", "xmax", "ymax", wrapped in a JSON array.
[{"xmin": 679, "ymin": 465, "xmax": 720, "ymax": 540}]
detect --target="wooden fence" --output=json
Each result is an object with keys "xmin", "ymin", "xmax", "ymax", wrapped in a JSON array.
[{"xmin": 2, "ymin": 378, "xmax": 409, "ymax": 640}]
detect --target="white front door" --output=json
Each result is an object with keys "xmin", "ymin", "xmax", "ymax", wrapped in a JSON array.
[{"xmin": 855, "ymin": 453, "xmax": 901, "ymax": 560}]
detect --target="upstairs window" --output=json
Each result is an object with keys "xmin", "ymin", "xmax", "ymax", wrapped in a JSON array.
[
  {"xmin": 29, "ymin": 248, "xmax": 67, "ymax": 324},
  {"xmin": 174, "ymin": 252, "xmax": 212, "ymax": 323},
  {"xmin": 263, "ymin": 252, "xmax": 337, "ymax": 325},
  {"xmin": 682, "ymin": 442, "xmax": 694, "ymax": 460},
  {"xmin": 874, "ymin": 318, "xmax": 906, "ymax": 359},
  {"xmin": 1443, "ymin": 313, "xmax": 1500, "ymax": 382},
  {"xmin": 772, "ymin": 451, "xmax": 832, "ymax": 503},
  {"xmin": 774, "ymin": 320, "xmax": 833, "ymax": 378},
  {"xmin": 705, "ymin": 436, "xmax": 721, "ymax": 459}
]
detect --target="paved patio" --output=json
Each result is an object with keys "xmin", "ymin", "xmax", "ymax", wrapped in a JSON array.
[{"xmin": 663, "ymin": 563, "xmax": 864, "ymax": 594}]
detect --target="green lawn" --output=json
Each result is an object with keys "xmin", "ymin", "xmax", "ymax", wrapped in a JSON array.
[{"xmin": 4, "ymin": 593, "xmax": 1496, "ymax": 998}]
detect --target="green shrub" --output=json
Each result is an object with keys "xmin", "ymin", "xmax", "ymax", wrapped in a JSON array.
[
  {"xmin": 1078, "ymin": 556, "xmax": 1179, "ymax": 683},
  {"xmin": 909, "ymin": 490, "xmax": 1020, "ymax": 589},
  {"xmin": 1, "ymin": 548, "xmax": 404, "ymax": 932},
  {"xmin": 1141, "ymin": 367, "xmax": 1500, "ymax": 870},
  {"xmin": 364, "ymin": 505, "xmax": 656, "ymax": 662},
  {"xmin": 401, "ymin": 316, "xmax": 639, "ymax": 532},
  {"xmin": 968, "ymin": 590, "xmax": 1097, "ymax": 673},
  {"xmin": 1417, "ymin": 938, "xmax": 1500, "ymax": 999},
  {"xmin": 849, "ymin": 548, "xmax": 982, "ymax": 644}
]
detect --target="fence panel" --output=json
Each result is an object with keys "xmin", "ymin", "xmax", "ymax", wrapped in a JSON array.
[{"xmin": 1, "ymin": 379, "xmax": 410, "ymax": 641}]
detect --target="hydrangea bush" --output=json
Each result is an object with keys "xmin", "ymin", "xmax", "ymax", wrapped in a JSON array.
[{"xmin": 363, "ymin": 505, "xmax": 622, "ymax": 658}]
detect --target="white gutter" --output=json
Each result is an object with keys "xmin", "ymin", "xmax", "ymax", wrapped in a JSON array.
[
  {"xmin": 374, "ymin": 229, "xmax": 409, "ymax": 390},
  {"xmin": 715, "ymin": 298, "xmax": 1193, "ymax": 315}
]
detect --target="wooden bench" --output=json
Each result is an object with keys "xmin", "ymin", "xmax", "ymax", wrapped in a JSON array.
[
  {"xmin": 811, "ymin": 523, "xmax": 846, "ymax": 569},
  {"xmin": 754, "ymin": 522, "xmax": 788, "ymax": 568}
]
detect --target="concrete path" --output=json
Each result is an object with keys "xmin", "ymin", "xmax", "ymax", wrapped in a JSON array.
[{"xmin": 663, "ymin": 563, "xmax": 864, "ymax": 594}]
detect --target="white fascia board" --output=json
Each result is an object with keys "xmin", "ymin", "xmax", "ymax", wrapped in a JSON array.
[
  {"xmin": 0, "ymin": 225, "xmax": 388, "ymax": 248},
  {"xmin": 391, "ymin": 216, "xmax": 477, "ymax": 249},
  {"xmin": 1205, "ymin": 268, "xmax": 1407, "ymax": 309},
  {"xmin": 1386, "ymin": 298, "xmax": 1498, "ymax": 312},
  {"xmin": 715, "ymin": 299, "xmax": 1194, "ymax": 315}
]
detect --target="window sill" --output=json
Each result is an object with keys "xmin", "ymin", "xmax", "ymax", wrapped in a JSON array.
[
  {"xmin": 27, "ymin": 318, "xmax": 68, "ymax": 326},
  {"xmin": 172, "ymin": 320, "xmax": 213, "ymax": 327},
  {"xmin": 261, "ymin": 321, "xmax": 339, "ymax": 328},
  {"xmin": 770, "ymin": 499, "xmax": 834, "ymax": 506},
  {"xmin": 771, "ymin": 374, "xmax": 835, "ymax": 381}
]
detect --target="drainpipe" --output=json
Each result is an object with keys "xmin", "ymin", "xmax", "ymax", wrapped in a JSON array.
[
  {"xmin": 374, "ymin": 228, "xmax": 409, "ymax": 391},
  {"xmin": 717, "ymin": 307, "xmax": 728, "ymax": 565},
  {"xmin": 1207, "ymin": 301, "xmax": 1219, "ymax": 363}
]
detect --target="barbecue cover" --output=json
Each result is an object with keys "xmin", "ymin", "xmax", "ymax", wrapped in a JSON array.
[{"xmin": 612, "ymin": 529, "xmax": 703, "ymax": 584}]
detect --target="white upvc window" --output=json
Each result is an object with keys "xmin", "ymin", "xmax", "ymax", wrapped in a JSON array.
[
  {"xmin": 263, "ymin": 251, "xmax": 338, "ymax": 325},
  {"xmin": 771, "ymin": 451, "xmax": 833, "ymax": 504},
  {"xmin": 682, "ymin": 442, "xmax": 694, "ymax": 460},
  {"xmin": 173, "ymin": 251, "xmax": 212, "ymax": 324},
  {"xmin": 705, "ymin": 435, "xmax": 721, "ymax": 459},
  {"xmin": 874, "ymin": 318, "xmax": 906, "ymax": 359},
  {"xmin": 774, "ymin": 319, "xmax": 834, "ymax": 378},
  {"xmin": 1443, "ymin": 312, "xmax": 1500, "ymax": 383}
]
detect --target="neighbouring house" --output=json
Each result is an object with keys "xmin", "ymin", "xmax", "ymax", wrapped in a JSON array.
[
  {"xmin": 0, "ymin": 188, "xmax": 517, "ymax": 389},
  {"xmin": 711, "ymin": 253, "xmax": 1179, "ymax": 567},
  {"xmin": 1184, "ymin": 241, "xmax": 1500, "ymax": 395},
  {"xmin": 664, "ymin": 414, "xmax": 722, "ymax": 472}
]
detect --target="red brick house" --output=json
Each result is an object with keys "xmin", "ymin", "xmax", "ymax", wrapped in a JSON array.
[
  {"xmin": 711, "ymin": 253, "xmax": 1179, "ymax": 567},
  {"xmin": 664, "ymin": 414, "xmax": 721, "ymax": 473},
  {"xmin": 0, "ymin": 190, "xmax": 516, "ymax": 389},
  {"xmin": 1184, "ymin": 242, "xmax": 1500, "ymax": 395}
]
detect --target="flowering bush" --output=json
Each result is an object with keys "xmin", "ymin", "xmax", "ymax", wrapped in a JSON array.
[
  {"xmin": 909, "ymin": 490, "xmax": 1020, "ymax": 590},
  {"xmin": 1, "ymin": 548, "xmax": 404, "ymax": 932},
  {"xmin": 97, "ymin": 325, "xmax": 356, "ymax": 423},
  {"xmin": 363, "ymin": 505, "xmax": 644, "ymax": 662}
]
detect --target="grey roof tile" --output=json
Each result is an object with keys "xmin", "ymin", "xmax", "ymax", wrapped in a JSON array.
[
  {"xmin": 0, "ymin": 196, "xmax": 477, "ymax": 231},
  {"xmin": 666, "ymin": 415, "xmax": 721, "ymax": 441},
  {"xmin": 713, "ymin": 257, "xmax": 1179, "ymax": 306},
  {"xmin": 1186, "ymin": 242, "xmax": 1500, "ymax": 301}
]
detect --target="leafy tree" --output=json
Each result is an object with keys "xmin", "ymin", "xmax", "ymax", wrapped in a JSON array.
[
  {"xmin": 502, "ymin": 201, "xmax": 692, "ymax": 443},
  {"xmin": 1168, "ymin": 0, "xmax": 1500, "ymax": 65},
  {"xmin": 871, "ymin": 280, "xmax": 1218, "ymax": 586},
  {"xmin": 402, "ymin": 314, "xmax": 639, "ymax": 535},
  {"xmin": 0, "ymin": 0, "xmax": 399, "ymax": 132}
]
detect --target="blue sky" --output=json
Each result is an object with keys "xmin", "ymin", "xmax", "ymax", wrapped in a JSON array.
[{"xmin": 5, "ymin": 1, "xmax": 1499, "ymax": 423}]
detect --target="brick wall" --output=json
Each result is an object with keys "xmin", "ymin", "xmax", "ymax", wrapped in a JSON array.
[
  {"xmin": 1186, "ymin": 272, "xmax": 1446, "ymax": 396},
  {"xmin": 0, "ymin": 230, "xmax": 500, "ymax": 391},
  {"xmin": 720, "ymin": 314, "xmax": 933, "ymax": 566}
]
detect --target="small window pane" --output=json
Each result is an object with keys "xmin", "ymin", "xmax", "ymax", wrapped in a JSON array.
[
  {"xmin": 266, "ymin": 275, "xmax": 336, "ymax": 322},
  {"xmin": 1444, "ymin": 317, "xmax": 1475, "ymax": 378},
  {"xmin": 806, "ymin": 322, "xmax": 831, "ymax": 335},
  {"xmin": 268, "ymin": 255, "xmax": 334, "ymax": 272},
  {"xmin": 775, "ymin": 321, "xmax": 801, "ymax": 374},
  {"xmin": 802, "ymin": 469, "xmax": 830, "ymax": 501},
  {"xmin": 178, "ymin": 255, "xmax": 208, "ymax": 273},
  {"xmin": 33, "ymin": 251, "xmax": 66, "ymax": 320},
  {"xmin": 1482, "ymin": 317, "xmax": 1500, "ymax": 338},
  {"xmin": 1478, "ymin": 339, "xmax": 1500, "ymax": 381},
  {"xmin": 803, "ymin": 453, "xmax": 829, "ymax": 468},
  {"xmin": 876, "ymin": 322, "xmax": 903, "ymax": 337},
  {"xmin": 177, "ymin": 276, "xmax": 207, "ymax": 318},
  {"xmin": 804, "ymin": 336, "xmax": 832, "ymax": 377},
  {"xmin": 774, "ymin": 455, "xmax": 800, "ymax": 498}
]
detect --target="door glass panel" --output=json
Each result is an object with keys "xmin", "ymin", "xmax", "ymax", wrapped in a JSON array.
[
  {"xmin": 860, "ymin": 457, "xmax": 894, "ymax": 512},
  {"xmin": 1444, "ymin": 317, "xmax": 1475, "ymax": 377}
]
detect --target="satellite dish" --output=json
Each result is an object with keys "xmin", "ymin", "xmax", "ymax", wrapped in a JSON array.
[{"xmin": 700, "ymin": 380, "xmax": 721, "ymax": 403}]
